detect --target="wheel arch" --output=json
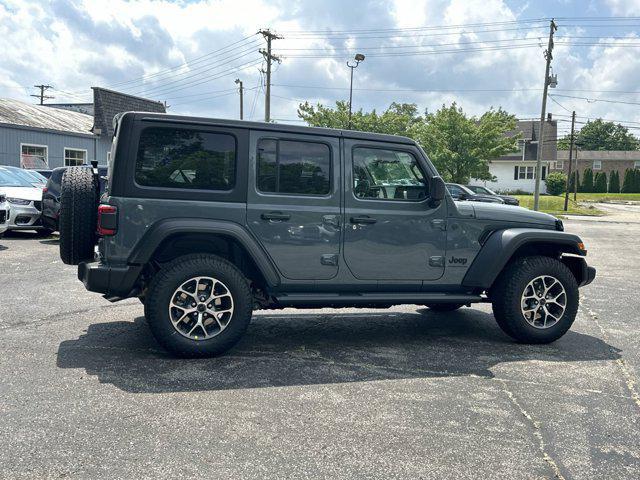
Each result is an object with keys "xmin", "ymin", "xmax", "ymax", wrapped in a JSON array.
[
  {"xmin": 128, "ymin": 218, "xmax": 280, "ymax": 288},
  {"xmin": 462, "ymin": 228, "xmax": 587, "ymax": 290}
]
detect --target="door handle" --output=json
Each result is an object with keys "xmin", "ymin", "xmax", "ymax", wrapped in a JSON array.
[
  {"xmin": 261, "ymin": 211, "xmax": 291, "ymax": 221},
  {"xmin": 350, "ymin": 216, "xmax": 377, "ymax": 225}
]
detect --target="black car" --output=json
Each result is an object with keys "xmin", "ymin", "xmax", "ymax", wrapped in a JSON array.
[
  {"xmin": 467, "ymin": 185, "xmax": 519, "ymax": 206},
  {"xmin": 42, "ymin": 166, "xmax": 107, "ymax": 231},
  {"xmin": 445, "ymin": 183, "xmax": 504, "ymax": 204}
]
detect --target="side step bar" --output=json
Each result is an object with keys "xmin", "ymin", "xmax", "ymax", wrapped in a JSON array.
[{"xmin": 274, "ymin": 292, "xmax": 487, "ymax": 308}]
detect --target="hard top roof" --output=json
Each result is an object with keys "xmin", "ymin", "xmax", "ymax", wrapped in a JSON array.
[{"xmin": 128, "ymin": 112, "xmax": 416, "ymax": 145}]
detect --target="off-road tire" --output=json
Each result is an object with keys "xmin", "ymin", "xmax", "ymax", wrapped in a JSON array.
[
  {"xmin": 59, "ymin": 167, "xmax": 99, "ymax": 265},
  {"xmin": 491, "ymin": 255, "xmax": 579, "ymax": 344},
  {"xmin": 424, "ymin": 303, "xmax": 464, "ymax": 312},
  {"xmin": 144, "ymin": 254, "xmax": 253, "ymax": 358}
]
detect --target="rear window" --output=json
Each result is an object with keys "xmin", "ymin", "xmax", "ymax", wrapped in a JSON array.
[
  {"xmin": 135, "ymin": 127, "xmax": 236, "ymax": 191},
  {"xmin": 257, "ymin": 139, "xmax": 331, "ymax": 196}
]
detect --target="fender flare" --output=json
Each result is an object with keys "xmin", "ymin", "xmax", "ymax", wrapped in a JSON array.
[
  {"xmin": 127, "ymin": 218, "xmax": 280, "ymax": 287},
  {"xmin": 462, "ymin": 228, "xmax": 585, "ymax": 289}
]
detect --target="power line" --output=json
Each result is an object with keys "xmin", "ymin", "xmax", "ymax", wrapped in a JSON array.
[
  {"xmin": 102, "ymin": 34, "xmax": 260, "ymax": 90},
  {"xmin": 126, "ymin": 46, "xmax": 262, "ymax": 97},
  {"xmin": 278, "ymin": 18, "xmax": 551, "ymax": 35},
  {"xmin": 281, "ymin": 43, "xmax": 543, "ymax": 58},
  {"xmin": 550, "ymin": 93, "xmax": 640, "ymax": 106},
  {"xmin": 277, "ymin": 36, "xmax": 547, "ymax": 52},
  {"xmin": 128, "ymin": 57, "xmax": 264, "ymax": 99}
]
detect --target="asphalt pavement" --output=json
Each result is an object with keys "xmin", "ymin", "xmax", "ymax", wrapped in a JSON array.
[{"xmin": 0, "ymin": 206, "xmax": 639, "ymax": 479}]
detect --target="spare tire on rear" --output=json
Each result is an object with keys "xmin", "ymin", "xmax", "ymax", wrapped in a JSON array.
[{"xmin": 59, "ymin": 167, "xmax": 99, "ymax": 265}]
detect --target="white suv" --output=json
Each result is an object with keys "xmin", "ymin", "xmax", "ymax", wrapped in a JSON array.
[{"xmin": 0, "ymin": 193, "xmax": 8, "ymax": 237}]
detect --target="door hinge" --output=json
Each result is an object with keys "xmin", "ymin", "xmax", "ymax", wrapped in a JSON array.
[
  {"xmin": 321, "ymin": 254, "xmax": 339, "ymax": 266},
  {"xmin": 429, "ymin": 256, "xmax": 445, "ymax": 267},
  {"xmin": 430, "ymin": 219, "xmax": 447, "ymax": 231}
]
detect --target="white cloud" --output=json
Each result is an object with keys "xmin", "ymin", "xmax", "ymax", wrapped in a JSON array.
[
  {"xmin": 0, "ymin": 0, "xmax": 639, "ymax": 129},
  {"xmin": 605, "ymin": 0, "xmax": 640, "ymax": 15}
]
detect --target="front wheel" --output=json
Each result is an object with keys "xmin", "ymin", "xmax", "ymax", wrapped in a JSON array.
[
  {"xmin": 491, "ymin": 256, "xmax": 579, "ymax": 344},
  {"xmin": 145, "ymin": 254, "xmax": 253, "ymax": 358}
]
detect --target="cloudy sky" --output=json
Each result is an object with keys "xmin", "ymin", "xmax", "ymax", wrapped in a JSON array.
[{"xmin": 2, "ymin": 0, "xmax": 640, "ymax": 137}]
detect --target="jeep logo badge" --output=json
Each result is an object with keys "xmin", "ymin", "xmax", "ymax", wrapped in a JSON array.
[{"xmin": 448, "ymin": 256, "xmax": 467, "ymax": 265}]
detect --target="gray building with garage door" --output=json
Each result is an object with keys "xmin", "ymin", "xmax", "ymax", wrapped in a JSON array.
[{"xmin": 0, "ymin": 88, "xmax": 165, "ymax": 170}]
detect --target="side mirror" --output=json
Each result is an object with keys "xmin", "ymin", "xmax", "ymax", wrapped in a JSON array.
[{"xmin": 429, "ymin": 176, "xmax": 446, "ymax": 203}]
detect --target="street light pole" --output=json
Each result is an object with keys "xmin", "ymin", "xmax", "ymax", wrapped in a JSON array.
[
  {"xmin": 235, "ymin": 78, "xmax": 244, "ymax": 120},
  {"xmin": 347, "ymin": 53, "xmax": 365, "ymax": 129}
]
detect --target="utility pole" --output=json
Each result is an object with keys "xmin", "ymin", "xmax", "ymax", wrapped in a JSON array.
[
  {"xmin": 235, "ymin": 78, "xmax": 244, "ymax": 120},
  {"xmin": 258, "ymin": 29, "xmax": 282, "ymax": 123},
  {"xmin": 31, "ymin": 84, "xmax": 54, "ymax": 105},
  {"xmin": 573, "ymin": 147, "xmax": 579, "ymax": 201},
  {"xmin": 533, "ymin": 19, "xmax": 558, "ymax": 211},
  {"xmin": 564, "ymin": 110, "xmax": 576, "ymax": 211}
]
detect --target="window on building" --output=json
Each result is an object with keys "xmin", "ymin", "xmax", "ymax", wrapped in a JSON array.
[
  {"xmin": 64, "ymin": 148, "xmax": 87, "ymax": 167},
  {"xmin": 555, "ymin": 161, "xmax": 564, "ymax": 170},
  {"xmin": 514, "ymin": 165, "xmax": 546, "ymax": 180},
  {"xmin": 634, "ymin": 160, "xmax": 640, "ymax": 169},
  {"xmin": 593, "ymin": 160, "xmax": 602, "ymax": 170},
  {"xmin": 135, "ymin": 127, "xmax": 236, "ymax": 190},
  {"xmin": 21, "ymin": 144, "xmax": 48, "ymax": 169},
  {"xmin": 257, "ymin": 139, "xmax": 331, "ymax": 196},
  {"xmin": 352, "ymin": 147, "xmax": 427, "ymax": 201}
]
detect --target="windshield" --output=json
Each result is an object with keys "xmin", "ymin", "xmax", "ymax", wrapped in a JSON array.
[
  {"xmin": 0, "ymin": 168, "xmax": 33, "ymax": 187},
  {"xmin": 4, "ymin": 167, "xmax": 44, "ymax": 185},
  {"xmin": 25, "ymin": 169, "xmax": 47, "ymax": 183},
  {"xmin": 469, "ymin": 185, "xmax": 496, "ymax": 195},
  {"xmin": 457, "ymin": 184, "xmax": 475, "ymax": 195}
]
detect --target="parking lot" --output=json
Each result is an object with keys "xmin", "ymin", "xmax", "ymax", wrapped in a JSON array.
[{"xmin": 1, "ymin": 204, "xmax": 639, "ymax": 479}]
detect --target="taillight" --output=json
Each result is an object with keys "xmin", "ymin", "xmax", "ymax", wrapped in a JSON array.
[
  {"xmin": 42, "ymin": 187, "xmax": 48, "ymax": 193},
  {"xmin": 97, "ymin": 204, "xmax": 117, "ymax": 236}
]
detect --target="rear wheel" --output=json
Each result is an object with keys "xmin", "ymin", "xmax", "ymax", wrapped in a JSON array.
[
  {"xmin": 59, "ymin": 167, "xmax": 99, "ymax": 265},
  {"xmin": 144, "ymin": 254, "xmax": 253, "ymax": 358},
  {"xmin": 491, "ymin": 255, "xmax": 578, "ymax": 344},
  {"xmin": 424, "ymin": 303, "xmax": 464, "ymax": 312}
]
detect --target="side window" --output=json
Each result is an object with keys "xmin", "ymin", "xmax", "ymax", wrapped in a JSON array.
[
  {"xmin": 446, "ymin": 185, "xmax": 463, "ymax": 197},
  {"xmin": 257, "ymin": 139, "xmax": 331, "ymax": 195},
  {"xmin": 353, "ymin": 147, "xmax": 428, "ymax": 201},
  {"xmin": 135, "ymin": 127, "xmax": 236, "ymax": 190}
]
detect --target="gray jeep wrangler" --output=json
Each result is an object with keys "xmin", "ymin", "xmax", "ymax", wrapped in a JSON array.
[{"xmin": 59, "ymin": 112, "xmax": 595, "ymax": 358}]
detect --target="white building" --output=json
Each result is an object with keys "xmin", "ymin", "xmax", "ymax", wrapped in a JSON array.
[{"xmin": 471, "ymin": 118, "xmax": 557, "ymax": 194}]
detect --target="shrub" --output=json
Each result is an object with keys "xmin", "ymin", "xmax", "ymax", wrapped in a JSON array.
[
  {"xmin": 622, "ymin": 168, "xmax": 636, "ymax": 193},
  {"xmin": 498, "ymin": 188, "xmax": 531, "ymax": 195},
  {"xmin": 545, "ymin": 171, "xmax": 567, "ymax": 195},
  {"xmin": 593, "ymin": 171, "xmax": 607, "ymax": 193},
  {"xmin": 581, "ymin": 168, "xmax": 594, "ymax": 193},
  {"xmin": 608, "ymin": 170, "xmax": 620, "ymax": 193}
]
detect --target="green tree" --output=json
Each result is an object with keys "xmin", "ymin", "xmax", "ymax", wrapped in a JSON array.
[
  {"xmin": 593, "ymin": 171, "xmax": 607, "ymax": 193},
  {"xmin": 409, "ymin": 103, "xmax": 519, "ymax": 183},
  {"xmin": 608, "ymin": 170, "xmax": 620, "ymax": 193},
  {"xmin": 558, "ymin": 119, "xmax": 639, "ymax": 151},
  {"xmin": 298, "ymin": 101, "xmax": 422, "ymax": 136},
  {"xmin": 581, "ymin": 168, "xmax": 594, "ymax": 192},
  {"xmin": 621, "ymin": 168, "xmax": 635, "ymax": 193},
  {"xmin": 545, "ymin": 171, "xmax": 567, "ymax": 195}
]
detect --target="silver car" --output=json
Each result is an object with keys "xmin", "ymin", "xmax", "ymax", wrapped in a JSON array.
[
  {"xmin": 0, "ymin": 193, "xmax": 8, "ymax": 237},
  {"xmin": 0, "ymin": 167, "xmax": 46, "ymax": 233}
]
